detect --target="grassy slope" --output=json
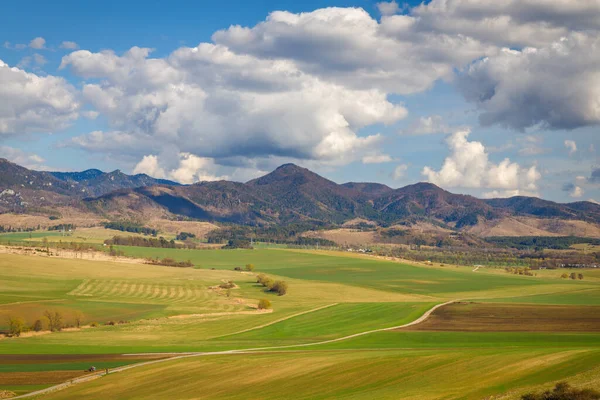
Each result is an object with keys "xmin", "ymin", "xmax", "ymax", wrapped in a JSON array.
[
  {"xmin": 1, "ymin": 248, "xmax": 599, "ymax": 398},
  {"xmin": 40, "ymin": 349, "xmax": 600, "ymax": 400}
]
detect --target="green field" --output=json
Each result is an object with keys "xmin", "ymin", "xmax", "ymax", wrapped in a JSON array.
[{"xmin": 0, "ymin": 247, "xmax": 599, "ymax": 398}]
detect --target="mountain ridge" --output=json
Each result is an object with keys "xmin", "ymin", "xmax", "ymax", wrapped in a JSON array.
[{"xmin": 0, "ymin": 159, "xmax": 598, "ymax": 236}]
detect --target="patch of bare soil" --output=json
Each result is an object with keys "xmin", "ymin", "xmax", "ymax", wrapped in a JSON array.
[
  {"xmin": 401, "ymin": 302, "xmax": 600, "ymax": 332},
  {"xmin": 168, "ymin": 309, "xmax": 273, "ymax": 320},
  {"xmin": 0, "ymin": 390, "xmax": 16, "ymax": 399},
  {"xmin": 0, "ymin": 245, "xmax": 145, "ymax": 265},
  {"xmin": 302, "ymin": 228, "xmax": 377, "ymax": 246},
  {"xmin": 0, "ymin": 210, "xmax": 104, "ymax": 230},
  {"xmin": 146, "ymin": 219, "xmax": 219, "ymax": 239}
]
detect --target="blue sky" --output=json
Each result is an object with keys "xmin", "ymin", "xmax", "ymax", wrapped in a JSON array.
[{"xmin": 0, "ymin": 0, "xmax": 598, "ymax": 203}]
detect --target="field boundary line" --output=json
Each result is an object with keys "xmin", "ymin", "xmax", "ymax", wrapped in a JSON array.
[
  {"xmin": 14, "ymin": 300, "xmax": 455, "ymax": 399},
  {"xmin": 210, "ymin": 303, "xmax": 339, "ymax": 339}
]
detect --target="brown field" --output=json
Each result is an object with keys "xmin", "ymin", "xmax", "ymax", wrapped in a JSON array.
[
  {"xmin": 466, "ymin": 217, "xmax": 600, "ymax": 238},
  {"xmin": 0, "ymin": 210, "xmax": 104, "ymax": 230},
  {"xmin": 402, "ymin": 302, "xmax": 600, "ymax": 332},
  {"xmin": 301, "ymin": 228, "xmax": 377, "ymax": 246},
  {"xmin": 146, "ymin": 219, "xmax": 219, "ymax": 239}
]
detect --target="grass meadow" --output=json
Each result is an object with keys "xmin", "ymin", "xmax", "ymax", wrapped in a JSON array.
[{"xmin": 0, "ymin": 247, "xmax": 598, "ymax": 398}]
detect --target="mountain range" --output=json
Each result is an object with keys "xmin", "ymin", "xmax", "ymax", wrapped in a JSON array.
[{"xmin": 0, "ymin": 158, "xmax": 599, "ymax": 237}]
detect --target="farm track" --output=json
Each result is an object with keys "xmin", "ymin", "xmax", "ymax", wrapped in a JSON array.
[{"xmin": 13, "ymin": 300, "xmax": 456, "ymax": 399}]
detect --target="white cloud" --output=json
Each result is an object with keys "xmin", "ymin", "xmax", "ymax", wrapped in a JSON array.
[
  {"xmin": 563, "ymin": 182, "xmax": 584, "ymax": 198},
  {"xmin": 0, "ymin": 146, "xmax": 47, "ymax": 169},
  {"xmin": 377, "ymin": 1, "xmax": 400, "ymax": 16},
  {"xmin": 29, "ymin": 37, "xmax": 46, "ymax": 49},
  {"xmin": 0, "ymin": 60, "xmax": 80, "ymax": 135},
  {"xmin": 133, "ymin": 153, "xmax": 228, "ymax": 183},
  {"xmin": 564, "ymin": 139, "xmax": 577, "ymax": 155},
  {"xmin": 570, "ymin": 186, "xmax": 584, "ymax": 198},
  {"xmin": 362, "ymin": 153, "xmax": 393, "ymax": 164},
  {"xmin": 413, "ymin": 0, "xmax": 600, "ymax": 48},
  {"xmin": 402, "ymin": 115, "xmax": 454, "ymax": 135},
  {"xmin": 392, "ymin": 164, "xmax": 408, "ymax": 180},
  {"xmin": 423, "ymin": 129, "xmax": 541, "ymax": 194},
  {"xmin": 60, "ymin": 41, "xmax": 79, "ymax": 50},
  {"xmin": 458, "ymin": 34, "xmax": 600, "ymax": 130},
  {"xmin": 60, "ymin": 41, "xmax": 406, "ymax": 166}
]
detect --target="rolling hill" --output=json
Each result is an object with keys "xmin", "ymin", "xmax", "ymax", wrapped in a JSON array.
[{"xmin": 0, "ymin": 159, "xmax": 599, "ymax": 237}]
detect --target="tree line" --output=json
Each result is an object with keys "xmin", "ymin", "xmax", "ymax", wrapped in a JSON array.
[{"xmin": 103, "ymin": 221, "xmax": 157, "ymax": 236}]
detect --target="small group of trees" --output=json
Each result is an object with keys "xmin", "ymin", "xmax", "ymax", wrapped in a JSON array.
[
  {"xmin": 522, "ymin": 382, "xmax": 600, "ymax": 400},
  {"xmin": 561, "ymin": 272, "xmax": 584, "ymax": 280},
  {"xmin": 176, "ymin": 232, "xmax": 196, "ymax": 241},
  {"xmin": 219, "ymin": 280, "xmax": 235, "ymax": 289},
  {"xmin": 505, "ymin": 267, "xmax": 535, "ymax": 276},
  {"xmin": 48, "ymin": 224, "xmax": 75, "ymax": 231},
  {"xmin": 145, "ymin": 257, "xmax": 194, "ymax": 268},
  {"xmin": 6, "ymin": 310, "xmax": 72, "ymax": 337},
  {"xmin": 256, "ymin": 274, "xmax": 288, "ymax": 296},
  {"xmin": 105, "ymin": 236, "xmax": 179, "ymax": 249},
  {"xmin": 234, "ymin": 264, "xmax": 255, "ymax": 272},
  {"xmin": 103, "ymin": 221, "xmax": 158, "ymax": 236}
]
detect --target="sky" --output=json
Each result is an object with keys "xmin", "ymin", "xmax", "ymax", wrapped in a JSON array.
[{"xmin": 0, "ymin": 0, "xmax": 598, "ymax": 203}]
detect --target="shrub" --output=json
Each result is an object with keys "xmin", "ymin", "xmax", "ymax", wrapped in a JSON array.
[
  {"xmin": 256, "ymin": 273, "xmax": 268, "ymax": 285},
  {"xmin": 561, "ymin": 273, "xmax": 569, "ymax": 279},
  {"xmin": 7, "ymin": 316, "xmax": 25, "ymax": 337},
  {"xmin": 219, "ymin": 281, "xmax": 235, "ymax": 289},
  {"xmin": 578, "ymin": 273, "xmax": 584, "ymax": 280},
  {"xmin": 90, "ymin": 322, "xmax": 99, "ymax": 328},
  {"xmin": 234, "ymin": 266, "xmax": 242, "ymax": 271},
  {"xmin": 32, "ymin": 319, "xmax": 43, "ymax": 332},
  {"xmin": 258, "ymin": 299, "xmax": 271, "ymax": 310},
  {"xmin": 570, "ymin": 272, "xmax": 577, "ymax": 280},
  {"xmin": 270, "ymin": 280, "xmax": 288, "ymax": 296},
  {"xmin": 105, "ymin": 321, "xmax": 115, "ymax": 326},
  {"xmin": 522, "ymin": 382, "xmax": 600, "ymax": 400},
  {"xmin": 245, "ymin": 263, "xmax": 255, "ymax": 271}
]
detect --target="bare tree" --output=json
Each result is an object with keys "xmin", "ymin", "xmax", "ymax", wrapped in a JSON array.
[
  {"xmin": 44, "ymin": 310, "xmax": 63, "ymax": 332},
  {"xmin": 74, "ymin": 312, "xmax": 83, "ymax": 328}
]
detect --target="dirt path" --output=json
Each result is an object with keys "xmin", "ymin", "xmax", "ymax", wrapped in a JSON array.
[{"xmin": 14, "ymin": 300, "xmax": 456, "ymax": 399}]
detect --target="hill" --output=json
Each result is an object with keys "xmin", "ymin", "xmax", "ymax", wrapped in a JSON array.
[
  {"xmin": 0, "ymin": 160, "xmax": 599, "ymax": 237},
  {"xmin": 0, "ymin": 158, "xmax": 179, "ymax": 211}
]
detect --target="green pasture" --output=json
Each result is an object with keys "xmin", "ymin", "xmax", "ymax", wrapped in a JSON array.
[
  {"xmin": 0, "ymin": 246, "xmax": 599, "ymax": 398},
  {"xmin": 38, "ymin": 348, "xmax": 600, "ymax": 400}
]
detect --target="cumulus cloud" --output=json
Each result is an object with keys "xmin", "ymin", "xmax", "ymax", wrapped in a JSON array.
[
  {"xmin": 377, "ymin": 1, "xmax": 400, "ymax": 16},
  {"xmin": 412, "ymin": 0, "xmax": 600, "ymax": 48},
  {"xmin": 133, "ymin": 153, "xmax": 228, "ymax": 183},
  {"xmin": 562, "ymin": 182, "xmax": 584, "ymax": 198},
  {"xmin": 0, "ymin": 60, "xmax": 80, "ymax": 135},
  {"xmin": 212, "ymin": 7, "xmax": 494, "ymax": 94},
  {"xmin": 564, "ymin": 139, "xmax": 577, "ymax": 155},
  {"xmin": 458, "ymin": 34, "xmax": 600, "ymax": 131},
  {"xmin": 422, "ymin": 129, "xmax": 540, "ymax": 195},
  {"xmin": 402, "ymin": 115, "xmax": 454, "ymax": 135},
  {"xmin": 29, "ymin": 37, "xmax": 45, "ymax": 49},
  {"xmin": 60, "ymin": 41, "xmax": 79, "ymax": 50},
  {"xmin": 0, "ymin": 146, "xmax": 47, "ymax": 169},
  {"xmin": 392, "ymin": 164, "xmax": 408, "ymax": 180},
  {"xmin": 18, "ymin": 53, "xmax": 47, "ymax": 69},
  {"xmin": 362, "ymin": 153, "xmax": 393, "ymax": 164},
  {"xmin": 60, "ymin": 41, "xmax": 405, "ymax": 167}
]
